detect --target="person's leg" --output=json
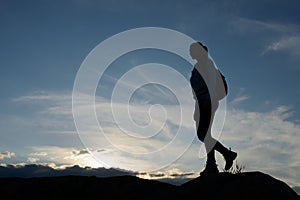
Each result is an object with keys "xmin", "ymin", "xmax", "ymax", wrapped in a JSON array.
[
  {"xmin": 195, "ymin": 99, "xmax": 218, "ymax": 175},
  {"xmin": 208, "ymin": 100, "xmax": 238, "ymax": 170},
  {"xmin": 195, "ymin": 99, "xmax": 212, "ymax": 143},
  {"xmin": 197, "ymin": 99, "xmax": 237, "ymax": 172}
]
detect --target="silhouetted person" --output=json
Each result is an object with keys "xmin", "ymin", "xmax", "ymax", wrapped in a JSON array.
[{"xmin": 189, "ymin": 42, "xmax": 237, "ymax": 175}]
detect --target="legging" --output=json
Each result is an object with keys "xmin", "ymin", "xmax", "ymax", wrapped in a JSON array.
[{"xmin": 194, "ymin": 98, "xmax": 218, "ymax": 142}]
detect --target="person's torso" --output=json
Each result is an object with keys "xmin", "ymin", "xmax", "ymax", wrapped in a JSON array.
[{"xmin": 190, "ymin": 67, "xmax": 210, "ymax": 99}]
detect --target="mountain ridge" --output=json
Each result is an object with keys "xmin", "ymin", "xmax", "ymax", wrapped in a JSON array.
[{"xmin": 0, "ymin": 171, "xmax": 299, "ymax": 200}]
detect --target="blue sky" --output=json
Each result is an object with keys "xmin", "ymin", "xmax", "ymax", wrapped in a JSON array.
[{"xmin": 1, "ymin": 0, "xmax": 300, "ymax": 187}]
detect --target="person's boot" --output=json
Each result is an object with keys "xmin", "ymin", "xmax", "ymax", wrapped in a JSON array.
[
  {"xmin": 200, "ymin": 162, "xmax": 219, "ymax": 176},
  {"xmin": 223, "ymin": 149, "xmax": 237, "ymax": 171}
]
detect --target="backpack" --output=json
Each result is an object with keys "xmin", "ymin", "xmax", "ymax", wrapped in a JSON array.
[{"xmin": 215, "ymin": 69, "xmax": 228, "ymax": 100}]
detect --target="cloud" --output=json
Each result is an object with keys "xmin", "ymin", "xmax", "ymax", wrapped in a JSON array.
[
  {"xmin": 230, "ymin": 17, "xmax": 300, "ymax": 62},
  {"xmin": 229, "ymin": 88, "xmax": 250, "ymax": 106},
  {"xmin": 230, "ymin": 95, "xmax": 249, "ymax": 105},
  {"xmin": 12, "ymin": 90, "xmax": 70, "ymax": 103},
  {"xmin": 27, "ymin": 157, "xmax": 39, "ymax": 163},
  {"xmin": 28, "ymin": 146, "xmax": 104, "ymax": 168},
  {"xmin": 230, "ymin": 18, "xmax": 293, "ymax": 34},
  {"xmin": 10, "ymin": 91, "xmax": 194, "ymax": 171},
  {"xmin": 0, "ymin": 151, "xmax": 15, "ymax": 160},
  {"xmin": 136, "ymin": 168, "xmax": 196, "ymax": 182},
  {"xmin": 31, "ymin": 152, "xmax": 48, "ymax": 157},
  {"xmin": 263, "ymin": 36, "xmax": 300, "ymax": 59},
  {"xmin": 72, "ymin": 149, "xmax": 89, "ymax": 156},
  {"xmin": 0, "ymin": 163, "xmax": 194, "ymax": 185},
  {"xmin": 220, "ymin": 104, "xmax": 300, "ymax": 187},
  {"xmin": 7, "ymin": 89, "xmax": 300, "ymax": 187}
]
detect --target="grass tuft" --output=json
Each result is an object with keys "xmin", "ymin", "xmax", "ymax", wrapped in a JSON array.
[{"xmin": 223, "ymin": 161, "xmax": 245, "ymax": 174}]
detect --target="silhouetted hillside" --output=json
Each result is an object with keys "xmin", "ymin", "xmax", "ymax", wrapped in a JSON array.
[
  {"xmin": 0, "ymin": 164, "xmax": 135, "ymax": 178},
  {"xmin": 0, "ymin": 171, "xmax": 299, "ymax": 200},
  {"xmin": 294, "ymin": 186, "xmax": 300, "ymax": 195},
  {"xmin": 0, "ymin": 164, "xmax": 193, "ymax": 185},
  {"xmin": 180, "ymin": 171, "xmax": 300, "ymax": 200}
]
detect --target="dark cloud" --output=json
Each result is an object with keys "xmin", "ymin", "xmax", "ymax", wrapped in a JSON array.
[
  {"xmin": 72, "ymin": 149, "xmax": 107, "ymax": 156},
  {"xmin": 72, "ymin": 149, "xmax": 89, "ymax": 156},
  {"xmin": 149, "ymin": 172, "xmax": 195, "ymax": 178},
  {"xmin": 149, "ymin": 173, "xmax": 165, "ymax": 178},
  {"xmin": 170, "ymin": 172, "xmax": 194, "ymax": 177},
  {"xmin": 137, "ymin": 172, "xmax": 147, "ymax": 175}
]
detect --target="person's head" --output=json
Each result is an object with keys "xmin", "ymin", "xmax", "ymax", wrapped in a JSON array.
[{"xmin": 189, "ymin": 42, "xmax": 208, "ymax": 61}]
